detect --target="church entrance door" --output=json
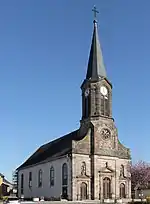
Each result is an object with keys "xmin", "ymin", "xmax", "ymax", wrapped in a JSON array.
[
  {"xmin": 80, "ymin": 182, "xmax": 87, "ymax": 200},
  {"xmin": 103, "ymin": 177, "xmax": 111, "ymax": 199}
]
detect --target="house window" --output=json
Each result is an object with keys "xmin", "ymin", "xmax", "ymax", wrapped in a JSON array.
[
  {"xmin": 21, "ymin": 173, "xmax": 24, "ymax": 195},
  {"xmin": 50, "ymin": 166, "xmax": 54, "ymax": 187},
  {"xmin": 38, "ymin": 169, "xmax": 42, "ymax": 187},
  {"xmin": 62, "ymin": 163, "xmax": 68, "ymax": 186},
  {"xmin": 29, "ymin": 172, "xmax": 32, "ymax": 188}
]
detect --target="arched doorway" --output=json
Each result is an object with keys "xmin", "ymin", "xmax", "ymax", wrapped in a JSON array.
[
  {"xmin": 120, "ymin": 183, "xmax": 126, "ymax": 198},
  {"xmin": 80, "ymin": 182, "xmax": 87, "ymax": 200},
  {"xmin": 103, "ymin": 177, "xmax": 111, "ymax": 199}
]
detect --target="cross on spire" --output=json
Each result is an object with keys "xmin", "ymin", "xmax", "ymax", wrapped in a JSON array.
[
  {"xmin": 86, "ymin": 6, "xmax": 106, "ymax": 81},
  {"xmin": 92, "ymin": 6, "xmax": 99, "ymax": 20}
]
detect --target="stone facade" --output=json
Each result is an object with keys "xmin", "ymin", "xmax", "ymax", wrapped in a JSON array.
[
  {"xmin": 71, "ymin": 48, "xmax": 131, "ymax": 200},
  {"xmin": 72, "ymin": 153, "xmax": 131, "ymax": 201},
  {"xmin": 71, "ymin": 116, "xmax": 131, "ymax": 200}
]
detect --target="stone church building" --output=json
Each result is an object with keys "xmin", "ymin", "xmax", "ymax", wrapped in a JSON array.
[{"xmin": 17, "ymin": 17, "xmax": 131, "ymax": 201}]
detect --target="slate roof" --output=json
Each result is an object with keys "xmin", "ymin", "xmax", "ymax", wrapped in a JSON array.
[
  {"xmin": 86, "ymin": 20, "xmax": 106, "ymax": 81},
  {"xmin": 17, "ymin": 129, "xmax": 80, "ymax": 170}
]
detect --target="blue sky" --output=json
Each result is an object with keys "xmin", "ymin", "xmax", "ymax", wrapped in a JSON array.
[{"xmin": 0, "ymin": 0, "xmax": 150, "ymax": 181}]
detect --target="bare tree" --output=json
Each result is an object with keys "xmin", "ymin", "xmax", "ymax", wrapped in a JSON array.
[{"xmin": 131, "ymin": 160, "xmax": 150, "ymax": 190}]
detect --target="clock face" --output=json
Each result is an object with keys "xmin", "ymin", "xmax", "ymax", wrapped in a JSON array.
[
  {"xmin": 100, "ymin": 86, "xmax": 108, "ymax": 96},
  {"xmin": 84, "ymin": 88, "xmax": 89, "ymax": 97},
  {"xmin": 101, "ymin": 128, "xmax": 111, "ymax": 139}
]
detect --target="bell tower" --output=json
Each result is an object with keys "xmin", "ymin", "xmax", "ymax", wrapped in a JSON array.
[
  {"xmin": 77, "ymin": 8, "xmax": 131, "ymax": 201},
  {"xmin": 81, "ymin": 13, "xmax": 112, "ymax": 122}
]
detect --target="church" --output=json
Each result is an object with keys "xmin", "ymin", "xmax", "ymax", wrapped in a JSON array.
[{"xmin": 17, "ymin": 11, "xmax": 131, "ymax": 201}]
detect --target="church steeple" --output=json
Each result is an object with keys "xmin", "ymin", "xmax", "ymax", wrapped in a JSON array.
[
  {"xmin": 86, "ymin": 10, "xmax": 106, "ymax": 81},
  {"xmin": 81, "ymin": 7, "xmax": 112, "ymax": 121}
]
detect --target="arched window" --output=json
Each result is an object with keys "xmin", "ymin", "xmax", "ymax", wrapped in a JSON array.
[
  {"xmin": 82, "ymin": 94, "xmax": 85, "ymax": 118},
  {"xmin": 81, "ymin": 162, "xmax": 86, "ymax": 175},
  {"xmin": 29, "ymin": 172, "xmax": 32, "ymax": 188},
  {"xmin": 62, "ymin": 163, "xmax": 68, "ymax": 186},
  {"xmin": 50, "ymin": 166, "xmax": 54, "ymax": 187},
  {"xmin": 101, "ymin": 95, "xmax": 105, "ymax": 115},
  {"xmin": 85, "ymin": 96, "xmax": 90, "ymax": 118},
  {"xmin": 21, "ymin": 173, "xmax": 24, "ymax": 195},
  {"xmin": 103, "ymin": 177, "xmax": 111, "ymax": 199},
  {"xmin": 100, "ymin": 87, "xmax": 110, "ymax": 117},
  {"xmin": 38, "ymin": 169, "xmax": 42, "ymax": 187},
  {"xmin": 120, "ymin": 183, "xmax": 126, "ymax": 198},
  {"xmin": 105, "ymin": 96, "xmax": 109, "ymax": 116},
  {"xmin": 83, "ymin": 88, "xmax": 90, "ymax": 118},
  {"xmin": 120, "ymin": 165, "xmax": 125, "ymax": 177}
]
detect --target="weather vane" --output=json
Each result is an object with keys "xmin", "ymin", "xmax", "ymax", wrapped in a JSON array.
[{"xmin": 92, "ymin": 6, "xmax": 99, "ymax": 20}]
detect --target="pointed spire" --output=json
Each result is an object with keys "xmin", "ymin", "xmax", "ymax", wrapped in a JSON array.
[{"xmin": 86, "ymin": 8, "xmax": 106, "ymax": 80}]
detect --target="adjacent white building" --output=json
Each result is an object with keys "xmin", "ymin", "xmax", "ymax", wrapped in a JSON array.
[{"xmin": 17, "ymin": 14, "xmax": 131, "ymax": 201}]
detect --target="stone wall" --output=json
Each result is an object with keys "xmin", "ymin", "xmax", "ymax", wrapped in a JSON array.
[{"xmin": 72, "ymin": 153, "xmax": 131, "ymax": 201}]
